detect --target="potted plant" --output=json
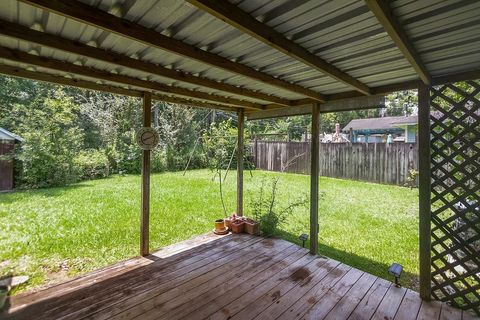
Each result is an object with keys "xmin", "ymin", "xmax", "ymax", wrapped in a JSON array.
[
  {"xmin": 224, "ymin": 212, "xmax": 237, "ymax": 230},
  {"xmin": 214, "ymin": 219, "xmax": 228, "ymax": 235},
  {"xmin": 231, "ymin": 219, "xmax": 245, "ymax": 234},
  {"xmin": 244, "ymin": 218, "xmax": 259, "ymax": 235}
]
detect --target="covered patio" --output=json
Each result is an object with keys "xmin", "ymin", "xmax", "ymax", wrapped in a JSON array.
[
  {"xmin": 0, "ymin": 0, "xmax": 479, "ymax": 318},
  {"xmin": 3, "ymin": 234, "xmax": 470, "ymax": 320}
]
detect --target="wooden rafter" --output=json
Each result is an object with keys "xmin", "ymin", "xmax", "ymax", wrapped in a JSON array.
[
  {"xmin": 0, "ymin": 19, "xmax": 291, "ymax": 107},
  {"xmin": 0, "ymin": 64, "xmax": 142, "ymax": 97},
  {"xmin": 0, "ymin": 46, "xmax": 264, "ymax": 110},
  {"xmin": 19, "ymin": 0, "xmax": 326, "ymax": 102},
  {"xmin": 0, "ymin": 64, "xmax": 237, "ymax": 112},
  {"xmin": 246, "ymin": 95, "xmax": 386, "ymax": 120},
  {"xmin": 365, "ymin": 0, "xmax": 431, "ymax": 84},
  {"xmin": 153, "ymin": 94, "xmax": 236, "ymax": 112},
  {"xmin": 187, "ymin": 0, "xmax": 371, "ymax": 96}
]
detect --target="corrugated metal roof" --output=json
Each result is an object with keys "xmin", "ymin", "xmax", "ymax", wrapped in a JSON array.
[{"xmin": 0, "ymin": 0, "xmax": 478, "ymax": 109}]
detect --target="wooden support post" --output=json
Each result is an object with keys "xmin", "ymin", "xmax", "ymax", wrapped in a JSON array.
[
  {"xmin": 140, "ymin": 92, "xmax": 152, "ymax": 256},
  {"xmin": 418, "ymin": 83, "xmax": 431, "ymax": 300},
  {"xmin": 237, "ymin": 108, "xmax": 244, "ymax": 216},
  {"xmin": 310, "ymin": 103, "xmax": 320, "ymax": 255}
]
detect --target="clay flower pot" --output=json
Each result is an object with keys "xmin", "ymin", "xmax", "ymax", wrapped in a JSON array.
[
  {"xmin": 231, "ymin": 219, "xmax": 245, "ymax": 234},
  {"xmin": 244, "ymin": 218, "xmax": 260, "ymax": 235},
  {"xmin": 224, "ymin": 217, "xmax": 233, "ymax": 230},
  {"xmin": 214, "ymin": 219, "xmax": 228, "ymax": 235}
]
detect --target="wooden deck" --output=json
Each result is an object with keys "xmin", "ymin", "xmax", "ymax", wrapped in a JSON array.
[{"xmin": 1, "ymin": 233, "xmax": 476, "ymax": 320}]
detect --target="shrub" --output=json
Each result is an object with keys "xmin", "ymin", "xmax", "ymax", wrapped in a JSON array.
[
  {"xmin": 151, "ymin": 149, "xmax": 167, "ymax": 173},
  {"xmin": 14, "ymin": 92, "xmax": 85, "ymax": 188},
  {"xmin": 250, "ymin": 178, "xmax": 308, "ymax": 236},
  {"xmin": 74, "ymin": 149, "xmax": 110, "ymax": 180}
]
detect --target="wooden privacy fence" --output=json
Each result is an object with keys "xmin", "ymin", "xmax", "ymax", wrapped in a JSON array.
[{"xmin": 251, "ymin": 141, "xmax": 418, "ymax": 186}]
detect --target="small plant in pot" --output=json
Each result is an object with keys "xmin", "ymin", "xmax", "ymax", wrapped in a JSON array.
[{"xmin": 224, "ymin": 212, "xmax": 237, "ymax": 230}]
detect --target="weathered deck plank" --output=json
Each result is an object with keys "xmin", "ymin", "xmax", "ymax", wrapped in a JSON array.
[
  {"xmin": 394, "ymin": 289, "xmax": 422, "ymax": 320},
  {"xmin": 323, "ymin": 272, "xmax": 377, "ymax": 320},
  {"xmin": 371, "ymin": 283, "xmax": 407, "ymax": 320},
  {"xmin": 204, "ymin": 251, "xmax": 324, "ymax": 320},
  {"xmin": 161, "ymin": 247, "xmax": 308, "ymax": 320},
  {"xmin": 1, "ymin": 234, "xmax": 459, "ymax": 320}
]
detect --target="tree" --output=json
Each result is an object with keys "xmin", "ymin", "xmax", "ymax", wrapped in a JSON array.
[{"xmin": 14, "ymin": 90, "xmax": 84, "ymax": 188}]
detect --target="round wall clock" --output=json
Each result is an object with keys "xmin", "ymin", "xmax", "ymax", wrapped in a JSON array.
[{"xmin": 136, "ymin": 127, "xmax": 160, "ymax": 150}]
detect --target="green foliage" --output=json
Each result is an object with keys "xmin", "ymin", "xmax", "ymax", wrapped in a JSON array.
[
  {"xmin": 155, "ymin": 102, "xmax": 205, "ymax": 171},
  {"xmin": 0, "ymin": 75, "xmax": 220, "ymax": 187},
  {"xmin": 203, "ymin": 119, "xmax": 237, "ymax": 171},
  {"xmin": 73, "ymin": 149, "xmax": 110, "ymax": 180},
  {"xmin": 250, "ymin": 178, "xmax": 308, "ymax": 236},
  {"xmin": 247, "ymin": 116, "xmax": 309, "ymax": 141},
  {"xmin": 203, "ymin": 119, "xmax": 251, "ymax": 171},
  {"xmin": 151, "ymin": 149, "xmax": 167, "ymax": 173},
  {"xmin": 14, "ymin": 91, "xmax": 84, "ymax": 188},
  {"xmin": 404, "ymin": 169, "xmax": 419, "ymax": 189}
]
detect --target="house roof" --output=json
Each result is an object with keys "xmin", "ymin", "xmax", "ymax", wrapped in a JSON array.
[
  {"xmin": 342, "ymin": 115, "xmax": 417, "ymax": 132},
  {"xmin": 0, "ymin": 127, "xmax": 23, "ymax": 141},
  {"xmin": 390, "ymin": 115, "xmax": 418, "ymax": 125},
  {"xmin": 0, "ymin": 0, "xmax": 478, "ymax": 119}
]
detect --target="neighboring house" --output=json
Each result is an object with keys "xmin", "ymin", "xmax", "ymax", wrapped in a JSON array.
[
  {"xmin": 342, "ymin": 115, "xmax": 418, "ymax": 143},
  {"xmin": 0, "ymin": 127, "xmax": 23, "ymax": 191}
]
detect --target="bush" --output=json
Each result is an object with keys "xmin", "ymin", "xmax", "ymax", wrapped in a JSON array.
[
  {"xmin": 74, "ymin": 149, "xmax": 110, "ymax": 180},
  {"xmin": 250, "ymin": 178, "xmax": 308, "ymax": 236},
  {"xmin": 151, "ymin": 149, "xmax": 167, "ymax": 173},
  {"xmin": 14, "ymin": 92, "xmax": 85, "ymax": 188}
]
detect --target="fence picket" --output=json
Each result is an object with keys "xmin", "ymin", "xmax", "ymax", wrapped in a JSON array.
[{"xmin": 251, "ymin": 141, "xmax": 418, "ymax": 186}]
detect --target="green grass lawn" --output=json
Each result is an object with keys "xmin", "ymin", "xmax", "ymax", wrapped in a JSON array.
[{"xmin": 0, "ymin": 169, "xmax": 419, "ymax": 294}]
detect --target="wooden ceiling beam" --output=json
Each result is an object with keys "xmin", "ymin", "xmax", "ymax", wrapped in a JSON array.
[
  {"xmin": 246, "ymin": 95, "xmax": 386, "ymax": 120},
  {"xmin": 365, "ymin": 0, "xmax": 431, "ymax": 85},
  {"xmin": 0, "ymin": 64, "xmax": 237, "ymax": 112},
  {"xmin": 19, "ymin": 0, "xmax": 326, "ymax": 102},
  {"xmin": 0, "ymin": 64, "xmax": 143, "ymax": 97},
  {"xmin": 152, "ymin": 94, "xmax": 236, "ymax": 112},
  {"xmin": 0, "ymin": 19, "xmax": 290, "ymax": 107},
  {"xmin": 187, "ymin": 0, "xmax": 372, "ymax": 96},
  {"xmin": 0, "ymin": 46, "xmax": 264, "ymax": 110}
]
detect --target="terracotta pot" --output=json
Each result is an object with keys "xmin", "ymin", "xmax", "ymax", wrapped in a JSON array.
[
  {"xmin": 244, "ymin": 218, "xmax": 259, "ymax": 235},
  {"xmin": 224, "ymin": 217, "xmax": 233, "ymax": 230},
  {"xmin": 231, "ymin": 219, "xmax": 245, "ymax": 234}
]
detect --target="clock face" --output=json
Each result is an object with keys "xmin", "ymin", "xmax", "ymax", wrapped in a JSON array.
[{"xmin": 136, "ymin": 127, "xmax": 159, "ymax": 150}]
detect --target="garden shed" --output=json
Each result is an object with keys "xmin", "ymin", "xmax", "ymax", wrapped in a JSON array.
[
  {"xmin": 0, "ymin": 127, "xmax": 22, "ymax": 191},
  {"xmin": 0, "ymin": 0, "xmax": 479, "ymax": 319}
]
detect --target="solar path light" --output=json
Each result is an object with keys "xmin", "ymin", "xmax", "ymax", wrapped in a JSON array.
[
  {"xmin": 388, "ymin": 263, "xmax": 403, "ymax": 287},
  {"xmin": 299, "ymin": 234, "xmax": 308, "ymax": 248}
]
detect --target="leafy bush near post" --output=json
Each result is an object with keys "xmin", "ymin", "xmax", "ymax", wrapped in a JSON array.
[
  {"xmin": 250, "ymin": 178, "xmax": 308, "ymax": 236},
  {"xmin": 73, "ymin": 149, "xmax": 110, "ymax": 180}
]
